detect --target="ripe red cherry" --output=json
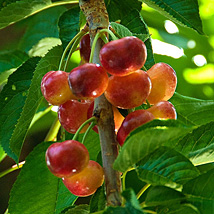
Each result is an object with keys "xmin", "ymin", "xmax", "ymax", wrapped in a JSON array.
[
  {"xmin": 99, "ymin": 36, "xmax": 147, "ymax": 76},
  {"xmin": 58, "ymin": 100, "xmax": 91, "ymax": 134},
  {"xmin": 147, "ymin": 101, "xmax": 177, "ymax": 120},
  {"xmin": 41, "ymin": 70, "xmax": 77, "ymax": 106},
  {"xmin": 80, "ymin": 34, "xmax": 91, "ymax": 63},
  {"xmin": 68, "ymin": 63, "xmax": 109, "ymax": 99},
  {"xmin": 46, "ymin": 140, "xmax": 89, "ymax": 178},
  {"xmin": 62, "ymin": 160, "xmax": 104, "ymax": 197},
  {"xmin": 87, "ymin": 101, "xmax": 124, "ymax": 133},
  {"xmin": 117, "ymin": 110, "xmax": 155, "ymax": 146},
  {"xmin": 146, "ymin": 63, "xmax": 177, "ymax": 104},
  {"xmin": 105, "ymin": 70, "xmax": 151, "ymax": 109}
]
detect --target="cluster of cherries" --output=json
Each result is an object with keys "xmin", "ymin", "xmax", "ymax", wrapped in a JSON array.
[{"xmin": 41, "ymin": 34, "xmax": 177, "ymax": 197}]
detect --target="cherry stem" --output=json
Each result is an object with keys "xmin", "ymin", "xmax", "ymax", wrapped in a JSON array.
[
  {"xmin": 146, "ymin": 99, "xmax": 151, "ymax": 108},
  {"xmin": 137, "ymin": 183, "xmax": 150, "ymax": 199},
  {"xmin": 82, "ymin": 121, "xmax": 95, "ymax": 144},
  {"xmin": 72, "ymin": 116, "xmax": 97, "ymax": 141},
  {"xmin": 0, "ymin": 161, "xmax": 25, "ymax": 179},
  {"xmin": 63, "ymin": 32, "xmax": 85, "ymax": 71},
  {"xmin": 89, "ymin": 29, "xmax": 117, "ymax": 63},
  {"xmin": 44, "ymin": 117, "xmax": 61, "ymax": 142},
  {"xmin": 58, "ymin": 30, "xmax": 86, "ymax": 71}
]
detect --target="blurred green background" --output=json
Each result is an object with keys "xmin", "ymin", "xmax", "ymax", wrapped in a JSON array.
[{"xmin": 0, "ymin": 0, "xmax": 213, "ymax": 213}]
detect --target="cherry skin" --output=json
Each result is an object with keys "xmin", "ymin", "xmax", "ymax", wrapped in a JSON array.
[
  {"xmin": 105, "ymin": 70, "xmax": 151, "ymax": 109},
  {"xmin": 58, "ymin": 100, "xmax": 91, "ymax": 134},
  {"xmin": 62, "ymin": 160, "xmax": 104, "ymax": 197},
  {"xmin": 46, "ymin": 140, "xmax": 89, "ymax": 178},
  {"xmin": 80, "ymin": 34, "xmax": 91, "ymax": 63},
  {"xmin": 99, "ymin": 36, "xmax": 147, "ymax": 76},
  {"xmin": 87, "ymin": 101, "xmax": 124, "ymax": 133},
  {"xmin": 117, "ymin": 110, "xmax": 155, "ymax": 146},
  {"xmin": 146, "ymin": 63, "xmax": 177, "ymax": 104},
  {"xmin": 68, "ymin": 63, "xmax": 109, "ymax": 99},
  {"xmin": 147, "ymin": 101, "xmax": 177, "ymax": 120},
  {"xmin": 41, "ymin": 70, "xmax": 77, "ymax": 106}
]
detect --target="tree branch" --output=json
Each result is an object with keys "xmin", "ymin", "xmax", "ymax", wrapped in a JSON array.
[{"xmin": 79, "ymin": 0, "xmax": 122, "ymax": 206}]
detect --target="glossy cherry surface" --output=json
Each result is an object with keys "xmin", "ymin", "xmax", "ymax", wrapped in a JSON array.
[
  {"xmin": 68, "ymin": 63, "xmax": 109, "ymax": 99},
  {"xmin": 41, "ymin": 70, "xmax": 77, "ymax": 106},
  {"xmin": 146, "ymin": 63, "xmax": 177, "ymax": 104},
  {"xmin": 99, "ymin": 36, "xmax": 147, "ymax": 76},
  {"xmin": 46, "ymin": 140, "xmax": 89, "ymax": 178},
  {"xmin": 58, "ymin": 100, "xmax": 91, "ymax": 134},
  {"xmin": 80, "ymin": 34, "xmax": 91, "ymax": 63},
  {"xmin": 147, "ymin": 101, "xmax": 177, "ymax": 120},
  {"xmin": 62, "ymin": 160, "xmax": 104, "ymax": 197},
  {"xmin": 117, "ymin": 110, "xmax": 155, "ymax": 146},
  {"xmin": 105, "ymin": 70, "xmax": 151, "ymax": 109}
]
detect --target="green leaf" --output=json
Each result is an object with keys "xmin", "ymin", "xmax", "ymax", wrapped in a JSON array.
[
  {"xmin": 18, "ymin": 6, "xmax": 65, "ymax": 53},
  {"xmin": 170, "ymin": 93, "xmax": 214, "ymax": 126},
  {"xmin": 105, "ymin": 0, "xmax": 142, "ymax": 22},
  {"xmin": 141, "ymin": 0, "xmax": 203, "ymax": 34},
  {"xmin": 137, "ymin": 146, "xmax": 200, "ymax": 189},
  {"xmin": 29, "ymin": 37, "xmax": 62, "ymax": 57},
  {"xmin": 110, "ymin": 22, "xmax": 149, "ymax": 43},
  {"xmin": 0, "ymin": 144, "xmax": 6, "ymax": 162},
  {"xmin": 121, "ymin": 10, "xmax": 155, "ymax": 69},
  {"xmin": 0, "ymin": 57, "xmax": 40, "ymax": 161},
  {"xmin": 110, "ymin": 22, "xmax": 132, "ymax": 38},
  {"xmin": 58, "ymin": 6, "xmax": 80, "ymax": 49},
  {"xmin": 176, "ymin": 121, "xmax": 214, "ymax": 166},
  {"xmin": 90, "ymin": 186, "xmax": 106, "ymax": 213},
  {"xmin": 0, "ymin": 50, "xmax": 28, "ymax": 75},
  {"xmin": 0, "ymin": 0, "xmax": 51, "ymax": 30},
  {"xmin": 145, "ymin": 186, "xmax": 200, "ymax": 214},
  {"xmin": 145, "ymin": 186, "xmax": 185, "ymax": 207},
  {"xmin": 114, "ymin": 120, "xmax": 194, "ymax": 173},
  {"xmin": 9, "ymin": 46, "xmax": 63, "ymax": 161},
  {"xmin": 9, "ymin": 142, "xmax": 77, "ymax": 214},
  {"xmin": 64, "ymin": 205, "xmax": 89, "ymax": 214},
  {"xmin": 156, "ymin": 204, "xmax": 200, "ymax": 214},
  {"xmin": 0, "ymin": 50, "xmax": 29, "ymax": 85},
  {"xmin": 103, "ymin": 189, "xmax": 144, "ymax": 214},
  {"xmin": 182, "ymin": 168, "xmax": 214, "ymax": 214}
]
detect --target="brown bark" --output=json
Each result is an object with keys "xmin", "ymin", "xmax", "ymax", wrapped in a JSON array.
[{"xmin": 79, "ymin": 0, "xmax": 122, "ymax": 206}]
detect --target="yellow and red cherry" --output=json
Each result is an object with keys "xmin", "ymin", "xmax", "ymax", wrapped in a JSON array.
[
  {"xmin": 62, "ymin": 160, "xmax": 104, "ymax": 197},
  {"xmin": 105, "ymin": 70, "xmax": 151, "ymax": 109},
  {"xmin": 68, "ymin": 63, "xmax": 109, "ymax": 99},
  {"xmin": 58, "ymin": 100, "xmax": 91, "ymax": 134},
  {"xmin": 147, "ymin": 101, "xmax": 177, "ymax": 120},
  {"xmin": 146, "ymin": 63, "xmax": 177, "ymax": 104},
  {"xmin": 99, "ymin": 36, "xmax": 147, "ymax": 76},
  {"xmin": 41, "ymin": 70, "xmax": 78, "ymax": 106},
  {"xmin": 117, "ymin": 110, "xmax": 155, "ymax": 146},
  {"xmin": 45, "ymin": 140, "xmax": 89, "ymax": 178}
]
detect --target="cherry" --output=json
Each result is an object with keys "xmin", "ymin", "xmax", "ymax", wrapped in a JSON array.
[
  {"xmin": 68, "ymin": 63, "xmax": 109, "ymax": 99},
  {"xmin": 46, "ymin": 140, "xmax": 89, "ymax": 178},
  {"xmin": 147, "ymin": 101, "xmax": 177, "ymax": 120},
  {"xmin": 99, "ymin": 36, "xmax": 147, "ymax": 76},
  {"xmin": 41, "ymin": 70, "xmax": 77, "ymax": 106},
  {"xmin": 117, "ymin": 110, "xmax": 155, "ymax": 146},
  {"xmin": 87, "ymin": 101, "xmax": 124, "ymax": 133},
  {"xmin": 62, "ymin": 160, "xmax": 104, "ymax": 197},
  {"xmin": 80, "ymin": 34, "xmax": 91, "ymax": 63},
  {"xmin": 58, "ymin": 99, "xmax": 91, "ymax": 134},
  {"xmin": 146, "ymin": 63, "xmax": 177, "ymax": 104},
  {"xmin": 104, "ymin": 70, "xmax": 151, "ymax": 109}
]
